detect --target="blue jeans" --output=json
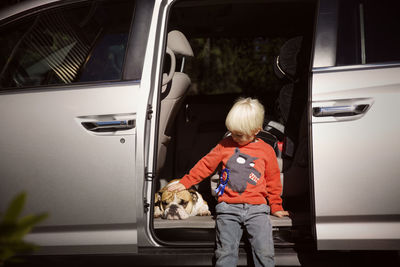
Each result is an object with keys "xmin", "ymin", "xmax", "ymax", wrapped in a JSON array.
[{"xmin": 215, "ymin": 202, "xmax": 274, "ymax": 267}]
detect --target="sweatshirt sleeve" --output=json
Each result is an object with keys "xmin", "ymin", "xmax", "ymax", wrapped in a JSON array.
[
  {"xmin": 264, "ymin": 147, "xmax": 284, "ymax": 214},
  {"xmin": 179, "ymin": 143, "xmax": 223, "ymax": 189}
]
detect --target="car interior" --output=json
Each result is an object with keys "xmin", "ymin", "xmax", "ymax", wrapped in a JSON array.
[{"xmin": 152, "ymin": 0, "xmax": 316, "ymax": 246}]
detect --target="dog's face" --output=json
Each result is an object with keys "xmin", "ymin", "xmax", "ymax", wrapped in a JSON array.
[
  {"xmin": 154, "ymin": 180, "xmax": 210, "ymax": 220},
  {"xmin": 157, "ymin": 188, "xmax": 197, "ymax": 220}
]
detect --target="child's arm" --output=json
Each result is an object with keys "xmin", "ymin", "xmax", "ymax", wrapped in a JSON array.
[
  {"xmin": 265, "ymin": 147, "xmax": 289, "ymax": 217},
  {"xmin": 169, "ymin": 142, "xmax": 223, "ymax": 191}
]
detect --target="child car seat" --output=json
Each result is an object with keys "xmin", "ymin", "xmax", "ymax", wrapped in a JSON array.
[
  {"xmin": 273, "ymin": 36, "xmax": 310, "ymax": 197},
  {"xmin": 273, "ymin": 36, "xmax": 303, "ymax": 158}
]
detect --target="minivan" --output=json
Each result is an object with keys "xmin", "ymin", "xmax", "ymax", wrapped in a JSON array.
[{"xmin": 0, "ymin": 0, "xmax": 399, "ymax": 265}]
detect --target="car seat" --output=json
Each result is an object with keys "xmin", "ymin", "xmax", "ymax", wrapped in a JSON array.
[
  {"xmin": 157, "ymin": 31, "xmax": 194, "ymax": 185},
  {"xmin": 273, "ymin": 36, "xmax": 303, "ymax": 158},
  {"xmin": 273, "ymin": 36, "xmax": 309, "ymax": 197}
]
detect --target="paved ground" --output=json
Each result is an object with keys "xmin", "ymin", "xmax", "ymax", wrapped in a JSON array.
[{"xmin": 6, "ymin": 250, "xmax": 399, "ymax": 267}]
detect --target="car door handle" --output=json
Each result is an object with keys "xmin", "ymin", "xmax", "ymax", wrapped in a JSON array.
[
  {"xmin": 81, "ymin": 120, "xmax": 135, "ymax": 132},
  {"xmin": 313, "ymin": 104, "xmax": 370, "ymax": 117}
]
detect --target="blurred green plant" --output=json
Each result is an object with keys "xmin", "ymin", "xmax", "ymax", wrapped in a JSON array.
[
  {"xmin": 185, "ymin": 37, "xmax": 285, "ymax": 96},
  {"xmin": 0, "ymin": 192, "xmax": 48, "ymax": 266}
]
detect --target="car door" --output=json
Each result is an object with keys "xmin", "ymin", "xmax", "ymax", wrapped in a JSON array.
[
  {"xmin": 311, "ymin": 0, "xmax": 400, "ymax": 250},
  {"xmin": 0, "ymin": 0, "xmax": 153, "ymax": 254}
]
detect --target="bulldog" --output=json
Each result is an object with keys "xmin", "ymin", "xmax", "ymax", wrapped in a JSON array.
[{"xmin": 154, "ymin": 179, "xmax": 211, "ymax": 220}]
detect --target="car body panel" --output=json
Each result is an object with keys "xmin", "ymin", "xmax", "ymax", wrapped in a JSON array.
[
  {"xmin": 0, "ymin": 82, "xmax": 140, "ymax": 252},
  {"xmin": 0, "ymin": 0, "xmax": 153, "ymax": 254},
  {"xmin": 0, "ymin": 0, "xmax": 61, "ymax": 22},
  {"xmin": 311, "ymin": 65, "xmax": 400, "ymax": 249},
  {"xmin": 139, "ymin": 0, "xmax": 174, "ymax": 248}
]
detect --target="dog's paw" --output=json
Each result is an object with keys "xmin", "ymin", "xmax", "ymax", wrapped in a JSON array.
[
  {"xmin": 154, "ymin": 206, "xmax": 163, "ymax": 218},
  {"xmin": 196, "ymin": 202, "xmax": 211, "ymax": 216},
  {"xmin": 166, "ymin": 213, "xmax": 189, "ymax": 220},
  {"xmin": 178, "ymin": 211, "xmax": 189, "ymax": 219},
  {"xmin": 198, "ymin": 210, "xmax": 211, "ymax": 216}
]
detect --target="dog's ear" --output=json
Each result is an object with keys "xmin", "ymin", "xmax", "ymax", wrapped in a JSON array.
[
  {"xmin": 155, "ymin": 191, "xmax": 166, "ymax": 212},
  {"xmin": 188, "ymin": 189, "xmax": 198, "ymax": 202},
  {"xmin": 154, "ymin": 191, "xmax": 162, "ymax": 204}
]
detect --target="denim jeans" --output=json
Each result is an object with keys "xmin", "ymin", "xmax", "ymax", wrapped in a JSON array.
[{"xmin": 215, "ymin": 202, "xmax": 274, "ymax": 267}]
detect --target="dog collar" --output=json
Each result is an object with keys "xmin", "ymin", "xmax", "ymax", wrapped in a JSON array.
[{"xmin": 215, "ymin": 168, "xmax": 230, "ymax": 197}]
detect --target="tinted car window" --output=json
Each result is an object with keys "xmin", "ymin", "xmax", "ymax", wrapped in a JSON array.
[
  {"xmin": 0, "ymin": 0, "xmax": 135, "ymax": 89},
  {"xmin": 336, "ymin": 0, "xmax": 400, "ymax": 66},
  {"xmin": 363, "ymin": 0, "xmax": 400, "ymax": 64},
  {"xmin": 336, "ymin": 0, "xmax": 361, "ymax": 66}
]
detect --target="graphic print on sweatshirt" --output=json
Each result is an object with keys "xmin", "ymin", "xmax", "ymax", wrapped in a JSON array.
[{"xmin": 226, "ymin": 148, "xmax": 261, "ymax": 194}]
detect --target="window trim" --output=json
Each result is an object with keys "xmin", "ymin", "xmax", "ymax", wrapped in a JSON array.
[
  {"xmin": 122, "ymin": 0, "xmax": 155, "ymax": 81},
  {"xmin": 312, "ymin": 0, "xmax": 338, "ymax": 69},
  {"xmin": 0, "ymin": 79, "xmax": 140, "ymax": 94},
  {"xmin": 312, "ymin": 61, "xmax": 400, "ymax": 74},
  {"xmin": 359, "ymin": 3, "xmax": 366, "ymax": 64}
]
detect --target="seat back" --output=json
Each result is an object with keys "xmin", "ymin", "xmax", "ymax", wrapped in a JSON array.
[
  {"xmin": 274, "ymin": 36, "xmax": 303, "ymax": 125},
  {"xmin": 157, "ymin": 31, "xmax": 193, "ymax": 176},
  {"xmin": 273, "ymin": 36, "xmax": 310, "ymax": 198}
]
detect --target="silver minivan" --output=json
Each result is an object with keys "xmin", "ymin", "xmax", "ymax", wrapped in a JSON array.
[{"xmin": 0, "ymin": 0, "xmax": 399, "ymax": 265}]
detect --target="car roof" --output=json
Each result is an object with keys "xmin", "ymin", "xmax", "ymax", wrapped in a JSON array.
[{"xmin": 0, "ymin": 0, "xmax": 61, "ymax": 23}]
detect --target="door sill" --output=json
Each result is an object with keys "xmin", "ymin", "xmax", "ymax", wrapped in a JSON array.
[{"xmin": 154, "ymin": 215, "xmax": 294, "ymax": 229}]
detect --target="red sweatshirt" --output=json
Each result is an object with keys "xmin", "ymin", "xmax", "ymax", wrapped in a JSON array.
[{"xmin": 180, "ymin": 137, "xmax": 283, "ymax": 214}]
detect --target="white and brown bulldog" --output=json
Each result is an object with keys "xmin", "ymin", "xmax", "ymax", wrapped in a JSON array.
[{"xmin": 154, "ymin": 179, "xmax": 211, "ymax": 220}]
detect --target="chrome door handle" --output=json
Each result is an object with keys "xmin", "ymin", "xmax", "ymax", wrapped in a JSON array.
[
  {"xmin": 82, "ymin": 120, "xmax": 135, "ymax": 132},
  {"xmin": 313, "ymin": 104, "xmax": 369, "ymax": 117}
]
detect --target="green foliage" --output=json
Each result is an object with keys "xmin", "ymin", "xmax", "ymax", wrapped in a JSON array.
[
  {"xmin": 186, "ymin": 37, "xmax": 285, "ymax": 96},
  {"xmin": 0, "ymin": 192, "xmax": 48, "ymax": 266}
]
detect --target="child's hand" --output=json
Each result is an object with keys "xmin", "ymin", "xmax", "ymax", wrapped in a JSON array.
[
  {"xmin": 272, "ymin": 210, "xmax": 289, "ymax": 218},
  {"xmin": 167, "ymin": 182, "xmax": 186, "ymax": 192}
]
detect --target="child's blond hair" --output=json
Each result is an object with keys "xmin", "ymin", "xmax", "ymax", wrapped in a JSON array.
[{"xmin": 225, "ymin": 97, "xmax": 264, "ymax": 136}]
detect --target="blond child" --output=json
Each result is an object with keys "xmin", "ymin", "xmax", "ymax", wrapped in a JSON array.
[{"xmin": 168, "ymin": 97, "xmax": 288, "ymax": 267}]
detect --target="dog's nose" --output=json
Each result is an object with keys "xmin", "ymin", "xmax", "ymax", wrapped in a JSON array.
[
  {"xmin": 167, "ymin": 204, "xmax": 181, "ymax": 219},
  {"xmin": 169, "ymin": 204, "xmax": 178, "ymax": 212}
]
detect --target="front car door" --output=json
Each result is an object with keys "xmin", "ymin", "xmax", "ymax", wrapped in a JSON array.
[
  {"xmin": 311, "ymin": 0, "xmax": 400, "ymax": 250},
  {"xmin": 0, "ymin": 0, "xmax": 154, "ymax": 254}
]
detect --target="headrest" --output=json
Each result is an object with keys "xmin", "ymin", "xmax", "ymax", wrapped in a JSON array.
[
  {"xmin": 167, "ymin": 30, "xmax": 194, "ymax": 57},
  {"xmin": 274, "ymin": 36, "xmax": 302, "ymax": 81}
]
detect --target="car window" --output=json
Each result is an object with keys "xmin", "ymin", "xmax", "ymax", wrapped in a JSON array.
[
  {"xmin": 336, "ymin": 0, "xmax": 400, "ymax": 66},
  {"xmin": 363, "ymin": 0, "xmax": 400, "ymax": 64},
  {"xmin": 0, "ymin": 0, "xmax": 135, "ymax": 89},
  {"xmin": 336, "ymin": 0, "xmax": 361, "ymax": 66}
]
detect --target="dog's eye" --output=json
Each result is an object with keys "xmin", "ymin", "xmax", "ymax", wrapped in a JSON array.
[{"xmin": 180, "ymin": 200, "xmax": 189, "ymax": 208}]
